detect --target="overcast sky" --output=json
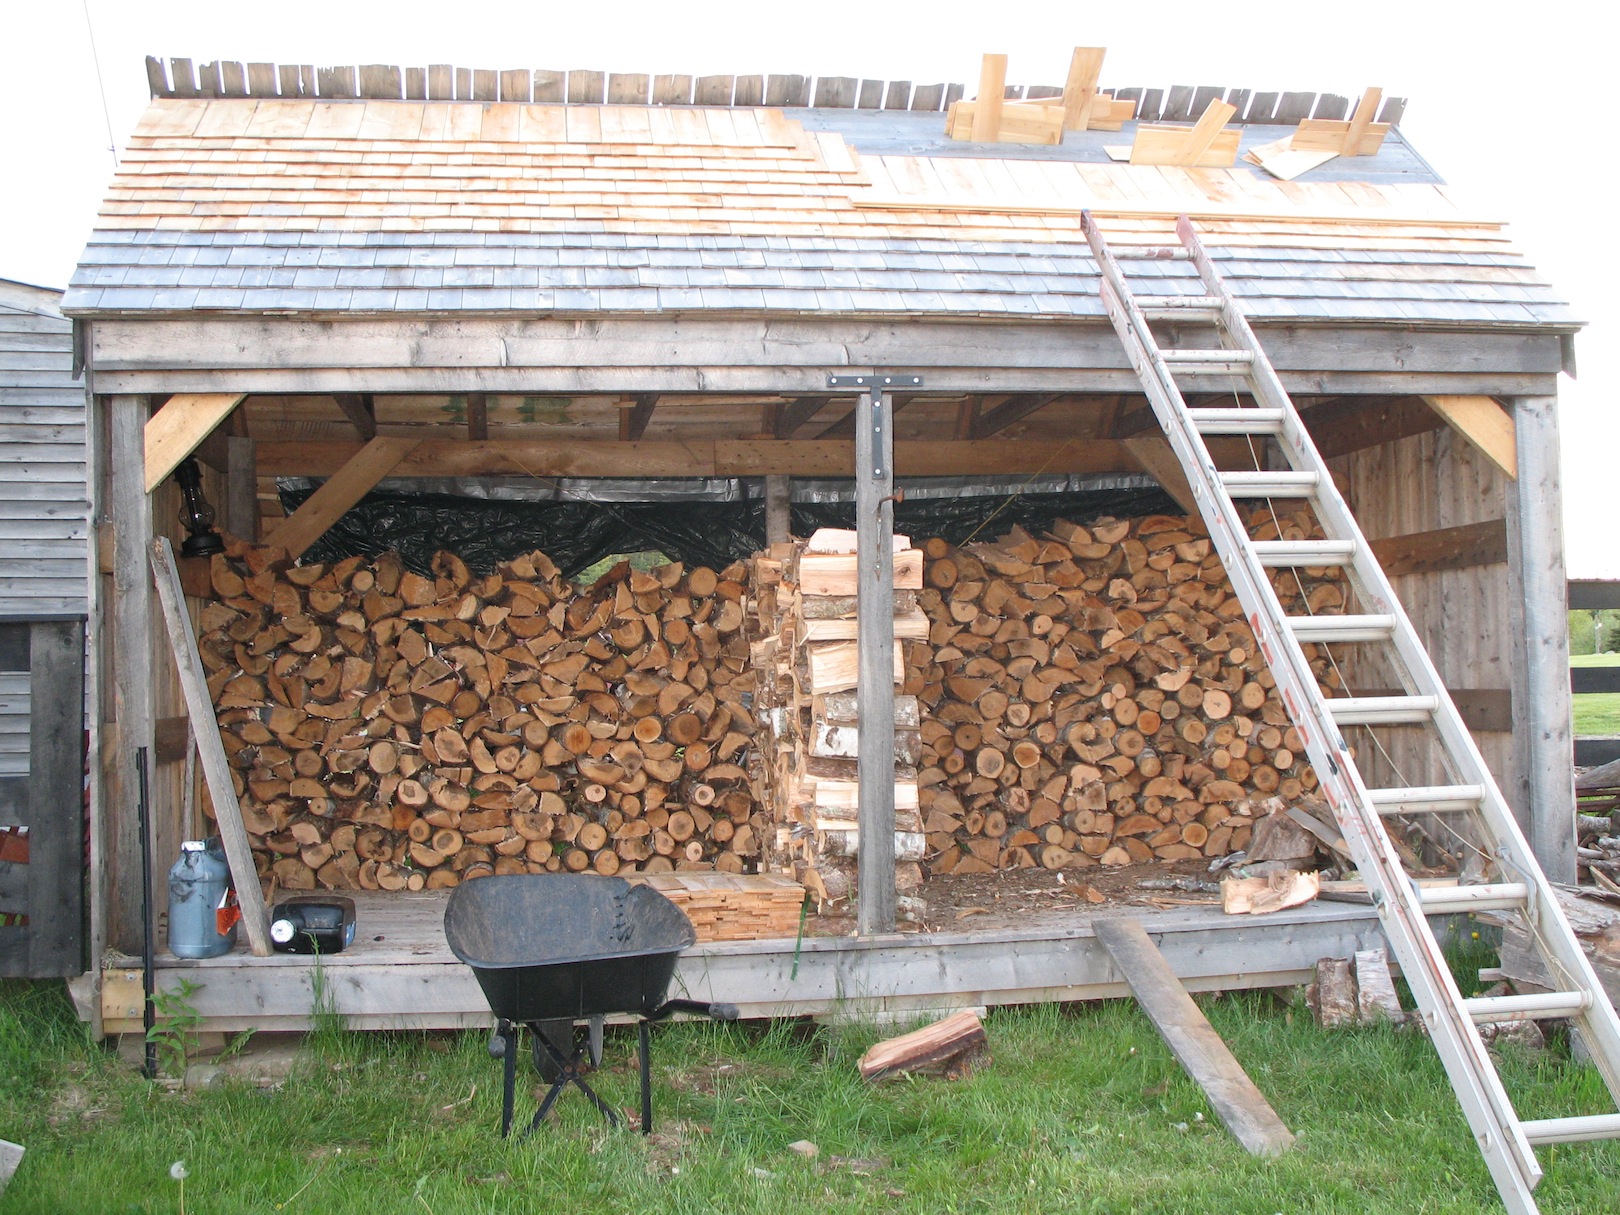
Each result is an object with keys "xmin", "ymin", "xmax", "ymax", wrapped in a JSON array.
[{"xmin": 7, "ymin": 1, "xmax": 1614, "ymax": 573}]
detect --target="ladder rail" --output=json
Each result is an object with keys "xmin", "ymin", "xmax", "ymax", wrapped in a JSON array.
[
  {"xmin": 1081, "ymin": 211, "xmax": 1620, "ymax": 1212},
  {"xmin": 1170, "ymin": 217, "xmax": 1620, "ymax": 1111}
]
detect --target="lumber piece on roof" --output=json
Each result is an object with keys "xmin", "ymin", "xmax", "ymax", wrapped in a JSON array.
[
  {"xmin": 1117, "ymin": 99, "xmax": 1239, "ymax": 167},
  {"xmin": 1243, "ymin": 136, "xmax": 1337, "ymax": 182},
  {"xmin": 948, "ymin": 99, "xmax": 1064, "ymax": 145},
  {"xmin": 1094, "ymin": 918, "xmax": 1295, "ymax": 1157},
  {"xmin": 150, "ymin": 537, "xmax": 274, "ymax": 956},
  {"xmin": 144, "ymin": 393, "xmax": 246, "ymax": 492},
  {"xmin": 1062, "ymin": 47, "xmax": 1106, "ymax": 131},
  {"xmin": 265, "ymin": 436, "xmax": 419, "ymax": 560},
  {"xmin": 970, "ymin": 54, "xmax": 1007, "ymax": 142},
  {"xmin": 1420, "ymin": 395, "xmax": 1518, "ymax": 479},
  {"xmin": 859, "ymin": 1009, "xmax": 988, "ymax": 1081}
]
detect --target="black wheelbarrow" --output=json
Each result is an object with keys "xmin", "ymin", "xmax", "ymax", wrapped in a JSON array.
[{"xmin": 443, "ymin": 873, "xmax": 738, "ymax": 1137}]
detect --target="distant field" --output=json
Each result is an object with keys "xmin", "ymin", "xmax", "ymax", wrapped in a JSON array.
[{"xmin": 1572, "ymin": 654, "xmax": 1620, "ymax": 733}]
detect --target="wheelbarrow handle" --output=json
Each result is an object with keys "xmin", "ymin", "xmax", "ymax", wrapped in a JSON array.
[{"xmin": 650, "ymin": 998, "xmax": 740, "ymax": 1022}]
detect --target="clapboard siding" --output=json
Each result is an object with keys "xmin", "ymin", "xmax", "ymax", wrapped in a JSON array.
[
  {"xmin": 0, "ymin": 279, "xmax": 88, "ymax": 619},
  {"xmin": 0, "ymin": 673, "xmax": 27, "ymax": 778}
]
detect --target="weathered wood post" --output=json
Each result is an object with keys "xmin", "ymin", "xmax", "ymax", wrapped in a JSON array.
[
  {"xmin": 764, "ymin": 474, "xmax": 791, "ymax": 545},
  {"xmin": 1508, "ymin": 395, "xmax": 1575, "ymax": 882}
]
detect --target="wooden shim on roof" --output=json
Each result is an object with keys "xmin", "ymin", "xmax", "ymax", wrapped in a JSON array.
[
  {"xmin": 150, "ymin": 537, "xmax": 274, "ymax": 956},
  {"xmin": 144, "ymin": 393, "xmax": 246, "ymax": 492},
  {"xmin": 264, "ymin": 435, "xmax": 419, "ymax": 560},
  {"xmin": 1094, "ymin": 918, "xmax": 1294, "ymax": 1158}
]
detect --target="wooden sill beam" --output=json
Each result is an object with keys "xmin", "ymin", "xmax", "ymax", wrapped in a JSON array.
[
  {"xmin": 334, "ymin": 393, "xmax": 378, "ymax": 441},
  {"xmin": 1421, "ymin": 395, "xmax": 1517, "ymax": 479},
  {"xmin": 254, "ymin": 437, "xmax": 1253, "ymax": 480},
  {"xmin": 264, "ymin": 436, "xmax": 420, "ymax": 559},
  {"xmin": 143, "ymin": 392, "xmax": 246, "ymax": 492}
]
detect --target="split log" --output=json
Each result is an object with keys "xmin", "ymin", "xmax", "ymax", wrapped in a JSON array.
[{"xmin": 858, "ymin": 1010, "xmax": 988, "ymax": 1081}]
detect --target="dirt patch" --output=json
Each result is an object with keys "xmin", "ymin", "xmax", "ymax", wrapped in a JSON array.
[{"xmin": 805, "ymin": 858, "xmax": 1222, "ymax": 935}]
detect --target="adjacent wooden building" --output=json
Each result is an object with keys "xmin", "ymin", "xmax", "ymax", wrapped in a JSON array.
[
  {"xmin": 0, "ymin": 277, "xmax": 89, "ymax": 977},
  {"xmin": 63, "ymin": 58, "xmax": 1577, "ymax": 1030}
]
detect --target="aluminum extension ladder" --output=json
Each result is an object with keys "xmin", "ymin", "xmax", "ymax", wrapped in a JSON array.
[{"xmin": 1081, "ymin": 211, "xmax": 1620, "ymax": 1214}]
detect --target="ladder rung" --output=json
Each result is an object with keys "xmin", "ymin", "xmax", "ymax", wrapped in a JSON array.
[
  {"xmin": 1252, "ymin": 539, "xmax": 1357, "ymax": 567},
  {"xmin": 1219, "ymin": 471, "xmax": 1320, "ymax": 497},
  {"xmin": 1327, "ymin": 695, "xmax": 1438, "ymax": 725},
  {"xmin": 1192, "ymin": 408, "xmax": 1286, "ymax": 434},
  {"xmin": 1288, "ymin": 614, "xmax": 1396, "ymax": 643},
  {"xmin": 1113, "ymin": 247, "xmax": 1189, "ymax": 260},
  {"xmin": 1160, "ymin": 348, "xmax": 1255, "ymax": 367},
  {"xmin": 1139, "ymin": 296, "xmax": 1223, "ymax": 320},
  {"xmin": 1367, "ymin": 785, "xmax": 1486, "ymax": 814},
  {"xmin": 1417, "ymin": 883, "xmax": 1529, "ymax": 914},
  {"xmin": 1462, "ymin": 991, "xmax": 1591, "ymax": 1023},
  {"xmin": 1520, "ymin": 1114, "xmax": 1620, "ymax": 1145}
]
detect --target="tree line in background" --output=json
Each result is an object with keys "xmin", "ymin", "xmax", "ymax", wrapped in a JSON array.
[{"xmin": 1569, "ymin": 610, "xmax": 1620, "ymax": 656}]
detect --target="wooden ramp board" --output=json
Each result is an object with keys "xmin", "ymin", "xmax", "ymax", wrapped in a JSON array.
[{"xmin": 1094, "ymin": 917, "xmax": 1295, "ymax": 1158}]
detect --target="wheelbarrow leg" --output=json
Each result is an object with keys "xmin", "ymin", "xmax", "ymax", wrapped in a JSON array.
[
  {"xmin": 493, "ymin": 1021, "xmax": 518, "ymax": 1138},
  {"xmin": 524, "ymin": 1031, "xmax": 620, "ymax": 1135},
  {"xmin": 639, "ymin": 1020, "xmax": 653, "ymax": 1135}
]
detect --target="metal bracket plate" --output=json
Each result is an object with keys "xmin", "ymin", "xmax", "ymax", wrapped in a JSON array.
[{"xmin": 827, "ymin": 374, "xmax": 924, "ymax": 390}]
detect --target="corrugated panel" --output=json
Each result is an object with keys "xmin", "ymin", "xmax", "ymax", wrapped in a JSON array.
[
  {"xmin": 0, "ymin": 672, "xmax": 28, "ymax": 778},
  {"xmin": 0, "ymin": 284, "xmax": 89, "ymax": 620}
]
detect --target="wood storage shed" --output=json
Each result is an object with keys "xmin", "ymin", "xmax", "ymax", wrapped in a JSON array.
[{"xmin": 63, "ymin": 57, "xmax": 1576, "ymax": 1032}]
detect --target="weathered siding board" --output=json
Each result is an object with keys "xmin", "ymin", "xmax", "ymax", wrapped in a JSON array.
[
  {"xmin": 1333, "ymin": 422, "xmax": 1516, "ymax": 795},
  {"xmin": 0, "ymin": 280, "xmax": 89, "ymax": 619}
]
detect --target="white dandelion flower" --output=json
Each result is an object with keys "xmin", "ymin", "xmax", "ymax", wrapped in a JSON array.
[{"xmin": 169, "ymin": 1161, "xmax": 189, "ymax": 1182}]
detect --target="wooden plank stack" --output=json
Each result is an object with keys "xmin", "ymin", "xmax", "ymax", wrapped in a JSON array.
[
  {"xmin": 749, "ymin": 528, "xmax": 930, "ymax": 903},
  {"xmin": 198, "ymin": 542, "xmax": 771, "ymax": 892},
  {"xmin": 749, "ymin": 507, "xmax": 1347, "ymax": 891},
  {"xmin": 630, "ymin": 872, "xmax": 805, "ymax": 942}
]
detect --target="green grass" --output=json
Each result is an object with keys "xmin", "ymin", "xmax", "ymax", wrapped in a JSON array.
[
  {"xmin": 3, "ymin": 978, "xmax": 1619, "ymax": 1214},
  {"xmin": 1571, "ymin": 655, "xmax": 1620, "ymax": 735}
]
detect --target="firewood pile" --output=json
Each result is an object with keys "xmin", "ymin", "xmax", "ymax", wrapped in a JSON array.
[
  {"xmin": 750, "ymin": 508, "xmax": 1347, "ymax": 901},
  {"xmin": 749, "ymin": 529, "xmax": 930, "ymax": 903},
  {"xmin": 199, "ymin": 542, "xmax": 765, "ymax": 892}
]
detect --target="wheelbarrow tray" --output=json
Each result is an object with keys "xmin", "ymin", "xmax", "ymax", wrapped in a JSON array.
[{"xmin": 443, "ymin": 874, "xmax": 696, "ymax": 1023}]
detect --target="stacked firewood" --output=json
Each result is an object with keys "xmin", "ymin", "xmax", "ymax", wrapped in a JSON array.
[
  {"xmin": 199, "ymin": 543, "xmax": 766, "ymax": 891},
  {"xmin": 913, "ymin": 509, "xmax": 1343, "ymax": 875},
  {"xmin": 748, "ymin": 507, "xmax": 1346, "ymax": 888},
  {"xmin": 748, "ymin": 529, "xmax": 931, "ymax": 902}
]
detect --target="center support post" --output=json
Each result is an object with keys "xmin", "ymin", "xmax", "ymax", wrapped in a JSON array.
[{"xmin": 838, "ymin": 373, "xmax": 919, "ymax": 935}]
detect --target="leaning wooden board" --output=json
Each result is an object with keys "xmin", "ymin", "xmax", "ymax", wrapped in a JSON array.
[{"xmin": 151, "ymin": 537, "xmax": 274, "ymax": 955}]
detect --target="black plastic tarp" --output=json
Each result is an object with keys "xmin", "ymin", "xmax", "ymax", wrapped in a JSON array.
[{"xmin": 282, "ymin": 483, "xmax": 1180, "ymax": 577}]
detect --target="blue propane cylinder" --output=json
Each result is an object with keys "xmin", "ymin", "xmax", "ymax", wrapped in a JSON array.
[{"xmin": 168, "ymin": 840, "xmax": 236, "ymax": 958}]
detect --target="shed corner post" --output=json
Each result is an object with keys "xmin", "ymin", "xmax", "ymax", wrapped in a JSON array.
[
  {"xmin": 108, "ymin": 395, "xmax": 157, "ymax": 953},
  {"xmin": 853, "ymin": 384, "xmax": 896, "ymax": 935},
  {"xmin": 1507, "ymin": 394, "xmax": 1575, "ymax": 882}
]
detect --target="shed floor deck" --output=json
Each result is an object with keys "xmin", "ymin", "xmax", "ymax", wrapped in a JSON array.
[{"xmin": 103, "ymin": 892, "xmax": 1388, "ymax": 1034}]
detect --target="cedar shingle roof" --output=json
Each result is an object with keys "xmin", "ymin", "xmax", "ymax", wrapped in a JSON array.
[{"xmin": 62, "ymin": 99, "xmax": 1576, "ymax": 329}]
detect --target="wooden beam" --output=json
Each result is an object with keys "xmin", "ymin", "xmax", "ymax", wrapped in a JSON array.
[
  {"xmin": 971, "ymin": 54, "xmax": 1007, "ymax": 142},
  {"xmin": 1350, "ymin": 689, "xmax": 1512, "ymax": 734},
  {"xmin": 1094, "ymin": 919, "xmax": 1295, "ymax": 1158},
  {"xmin": 143, "ymin": 393, "xmax": 246, "ymax": 492},
  {"xmin": 775, "ymin": 396, "xmax": 832, "ymax": 439},
  {"xmin": 855, "ymin": 387, "xmax": 896, "ymax": 935},
  {"xmin": 150, "ymin": 538, "xmax": 273, "ymax": 956},
  {"xmin": 224, "ymin": 436, "xmax": 258, "ymax": 542},
  {"xmin": 1370, "ymin": 519, "xmax": 1508, "ymax": 576},
  {"xmin": 1303, "ymin": 395, "xmax": 1443, "ymax": 460},
  {"xmin": 954, "ymin": 398, "xmax": 981, "ymax": 441},
  {"xmin": 972, "ymin": 393, "xmax": 1060, "ymax": 438},
  {"xmin": 619, "ymin": 393, "xmax": 657, "ymax": 442},
  {"xmin": 1421, "ymin": 395, "xmax": 1517, "ymax": 479},
  {"xmin": 464, "ymin": 392, "xmax": 488, "ymax": 441},
  {"xmin": 256, "ymin": 437, "xmax": 1253, "ymax": 479},
  {"xmin": 1507, "ymin": 395, "xmax": 1574, "ymax": 881},
  {"xmin": 1123, "ymin": 435, "xmax": 1200, "ymax": 517},
  {"xmin": 333, "ymin": 393, "xmax": 377, "ymax": 440},
  {"xmin": 264, "ymin": 436, "xmax": 420, "ymax": 560},
  {"xmin": 1062, "ymin": 47, "xmax": 1105, "ymax": 131}
]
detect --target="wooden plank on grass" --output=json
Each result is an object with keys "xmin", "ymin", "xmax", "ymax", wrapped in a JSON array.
[
  {"xmin": 144, "ymin": 393, "xmax": 245, "ymax": 492},
  {"xmin": 264, "ymin": 436, "xmax": 419, "ymax": 559},
  {"xmin": 150, "ymin": 538, "xmax": 273, "ymax": 957},
  {"xmin": 1094, "ymin": 918, "xmax": 1295, "ymax": 1158}
]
